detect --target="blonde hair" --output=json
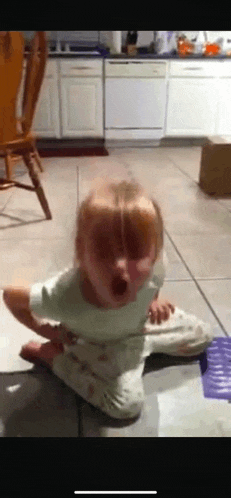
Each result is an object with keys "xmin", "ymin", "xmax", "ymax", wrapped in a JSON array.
[{"xmin": 74, "ymin": 178, "xmax": 163, "ymax": 266}]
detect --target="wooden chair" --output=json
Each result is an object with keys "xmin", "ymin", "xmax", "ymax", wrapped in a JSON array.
[{"xmin": 0, "ymin": 31, "xmax": 52, "ymax": 219}]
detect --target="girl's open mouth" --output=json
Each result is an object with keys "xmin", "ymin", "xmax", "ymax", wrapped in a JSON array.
[{"xmin": 111, "ymin": 276, "xmax": 128, "ymax": 297}]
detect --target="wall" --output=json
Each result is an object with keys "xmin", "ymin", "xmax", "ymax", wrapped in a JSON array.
[
  {"xmin": 101, "ymin": 31, "xmax": 231, "ymax": 46},
  {"xmin": 100, "ymin": 31, "xmax": 154, "ymax": 48},
  {"xmin": 22, "ymin": 31, "xmax": 231, "ymax": 47},
  {"xmin": 179, "ymin": 32, "xmax": 231, "ymax": 42}
]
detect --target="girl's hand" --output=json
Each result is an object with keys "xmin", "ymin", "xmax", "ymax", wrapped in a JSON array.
[
  {"xmin": 148, "ymin": 298, "xmax": 175, "ymax": 325},
  {"xmin": 51, "ymin": 324, "xmax": 78, "ymax": 348}
]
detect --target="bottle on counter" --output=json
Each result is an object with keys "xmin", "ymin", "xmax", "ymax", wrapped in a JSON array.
[
  {"xmin": 126, "ymin": 31, "xmax": 138, "ymax": 56},
  {"xmin": 177, "ymin": 34, "xmax": 194, "ymax": 57},
  {"xmin": 111, "ymin": 31, "xmax": 122, "ymax": 54},
  {"xmin": 202, "ymin": 31, "xmax": 221, "ymax": 56},
  {"xmin": 203, "ymin": 43, "xmax": 221, "ymax": 56},
  {"xmin": 194, "ymin": 31, "xmax": 205, "ymax": 55},
  {"xmin": 221, "ymin": 36, "xmax": 231, "ymax": 56}
]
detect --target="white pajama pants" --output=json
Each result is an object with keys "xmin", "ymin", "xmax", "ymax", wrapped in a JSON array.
[{"xmin": 52, "ymin": 307, "xmax": 214, "ymax": 420}]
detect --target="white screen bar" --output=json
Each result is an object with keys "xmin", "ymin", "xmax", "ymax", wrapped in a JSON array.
[{"xmin": 74, "ymin": 493, "xmax": 157, "ymax": 495}]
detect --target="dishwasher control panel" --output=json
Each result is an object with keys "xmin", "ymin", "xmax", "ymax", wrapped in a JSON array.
[{"xmin": 105, "ymin": 60, "xmax": 167, "ymax": 77}]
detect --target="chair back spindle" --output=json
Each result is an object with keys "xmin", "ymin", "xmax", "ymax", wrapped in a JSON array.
[
  {"xmin": 0, "ymin": 31, "xmax": 24, "ymax": 143},
  {"xmin": 21, "ymin": 31, "xmax": 48, "ymax": 135}
]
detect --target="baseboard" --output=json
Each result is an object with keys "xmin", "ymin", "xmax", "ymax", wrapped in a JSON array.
[
  {"xmin": 36, "ymin": 136, "xmax": 209, "ymax": 150},
  {"xmin": 106, "ymin": 137, "xmax": 210, "ymax": 148},
  {"xmin": 106, "ymin": 139, "xmax": 161, "ymax": 148},
  {"xmin": 160, "ymin": 137, "xmax": 209, "ymax": 147}
]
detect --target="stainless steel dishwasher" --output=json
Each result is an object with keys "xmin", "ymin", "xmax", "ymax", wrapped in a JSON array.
[{"xmin": 105, "ymin": 59, "xmax": 167, "ymax": 142}]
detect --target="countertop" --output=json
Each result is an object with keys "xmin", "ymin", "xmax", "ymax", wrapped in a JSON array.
[
  {"xmin": 24, "ymin": 48, "xmax": 231, "ymax": 61},
  {"xmin": 106, "ymin": 53, "xmax": 231, "ymax": 60}
]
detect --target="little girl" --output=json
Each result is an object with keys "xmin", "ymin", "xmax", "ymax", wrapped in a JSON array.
[{"xmin": 3, "ymin": 179, "xmax": 214, "ymax": 420}]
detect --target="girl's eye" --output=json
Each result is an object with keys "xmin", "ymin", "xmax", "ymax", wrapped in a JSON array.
[
  {"xmin": 96, "ymin": 247, "xmax": 144, "ymax": 261},
  {"xmin": 94, "ymin": 234, "xmax": 149, "ymax": 261}
]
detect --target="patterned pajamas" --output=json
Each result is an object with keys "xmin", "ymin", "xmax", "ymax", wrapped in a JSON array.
[{"xmin": 52, "ymin": 306, "xmax": 214, "ymax": 419}]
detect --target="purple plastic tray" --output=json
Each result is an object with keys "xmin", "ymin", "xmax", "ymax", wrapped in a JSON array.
[{"xmin": 199, "ymin": 337, "xmax": 231, "ymax": 400}]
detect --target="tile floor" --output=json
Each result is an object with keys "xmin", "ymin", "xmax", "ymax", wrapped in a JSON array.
[{"xmin": 1, "ymin": 144, "xmax": 231, "ymax": 437}]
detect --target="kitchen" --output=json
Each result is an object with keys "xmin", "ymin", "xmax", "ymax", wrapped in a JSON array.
[
  {"xmin": 21, "ymin": 31, "xmax": 231, "ymax": 148},
  {"xmin": 1, "ymin": 30, "xmax": 231, "ymax": 440}
]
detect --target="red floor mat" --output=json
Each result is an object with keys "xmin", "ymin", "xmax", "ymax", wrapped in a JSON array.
[{"xmin": 37, "ymin": 147, "xmax": 109, "ymax": 157}]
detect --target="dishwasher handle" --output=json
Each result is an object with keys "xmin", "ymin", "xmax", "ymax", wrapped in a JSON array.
[
  {"xmin": 183, "ymin": 67, "xmax": 203, "ymax": 70},
  {"xmin": 108, "ymin": 61, "xmax": 153, "ymax": 64},
  {"xmin": 108, "ymin": 61, "xmax": 159, "ymax": 64},
  {"xmin": 109, "ymin": 61, "xmax": 129, "ymax": 64}
]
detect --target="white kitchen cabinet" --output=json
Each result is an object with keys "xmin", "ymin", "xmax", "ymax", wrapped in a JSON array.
[
  {"xmin": 60, "ymin": 77, "xmax": 103, "ymax": 137},
  {"xmin": 165, "ymin": 78, "xmax": 217, "ymax": 136},
  {"xmin": 216, "ymin": 79, "xmax": 231, "ymax": 135},
  {"xmin": 16, "ymin": 56, "xmax": 231, "ymax": 142},
  {"xmin": 17, "ymin": 60, "xmax": 60, "ymax": 138},
  {"xmin": 59, "ymin": 59, "xmax": 103, "ymax": 138},
  {"xmin": 32, "ymin": 75, "xmax": 60, "ymax": 138}
]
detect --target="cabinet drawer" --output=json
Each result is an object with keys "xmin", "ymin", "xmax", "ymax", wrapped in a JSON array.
[
  {"xmin": 169, "ymin": 60, "xmax": 218, "ymax": 77},
  {"xmin": 60, "ymin": 59, "xmax": 103, "ymax": 77},
  {"xmin": 105, "ymin": 60, "xmax": 167, "ymax": 77}
]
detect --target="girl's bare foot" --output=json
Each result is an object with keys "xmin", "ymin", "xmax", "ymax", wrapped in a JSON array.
[{"xmin": 20, "ymin": 341, "xmax": 63, "ymax": 368}]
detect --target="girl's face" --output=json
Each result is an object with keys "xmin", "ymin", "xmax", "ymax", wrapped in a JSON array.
[{"xmin": 80, "ymin": 230, "xmax": 156, "ymax": 309}]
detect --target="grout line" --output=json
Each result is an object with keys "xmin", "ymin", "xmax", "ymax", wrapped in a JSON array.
[
  {"xmin": 190, "ymin": 277, "xmax": 231, "ymax": 281},
  {"xmin": 121, "ymin": 147, "xmax": 231, "ymax": 214},
  {"xmin": 76, "ymin": 398, "xmax": 84, "ymax": 437},
  {"xmin": 165, "ymin": 229, "xmax": 229, "ymax": 337},
  {"xmin": 165, "ymin": 154, "xmax": 231, "ymax": 214},
  {"xmin": 165, "ymin": 277, "xmax": 231, "ymax": 281},
  {"xmin": 0, "ymin": 188, "xmax": 17, "ymax": 214},
  {"xmin": 166, "ymin": 157, "xmax": 202, "ymax": 185}
]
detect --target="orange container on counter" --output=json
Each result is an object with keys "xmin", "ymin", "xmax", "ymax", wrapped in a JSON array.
[
  {"xmin": 177, "ymin": 38, "xmax": 194, "ymax": 57},
  {"xmin": 203, "ymin": 43, "xmax": 221, "ymax": 56}
]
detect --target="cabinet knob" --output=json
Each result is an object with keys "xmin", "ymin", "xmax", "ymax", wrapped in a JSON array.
[{"xmin": 71, "ymin": 66, "xmax": 93, "ymax": 70}]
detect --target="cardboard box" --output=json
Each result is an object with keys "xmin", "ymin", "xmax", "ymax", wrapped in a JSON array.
[{"xmin": 199, "ymin": 137, "xmax": 231, "ymax": 196}]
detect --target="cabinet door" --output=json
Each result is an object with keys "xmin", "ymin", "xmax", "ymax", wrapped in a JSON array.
[
  {"xmin": 166, "ymin": 78, "xmax": 217, "ymax": 136},
  {"xmin": 60, "ymin": 77, "xmax": 103, "ymax": 137},
  {"xmin": 16, "ymin": 62, "xmax": 60, "ymax": 138},
  {"xmin": 216, "ymin": 79, "xmax": 231, "ymax": 135},
  {"xmin": 32, "ymin": 77, "xmax": 61, "ymax": 138}
]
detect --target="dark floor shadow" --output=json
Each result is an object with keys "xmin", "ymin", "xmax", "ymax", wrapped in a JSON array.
[
  {"xmin": 0, "ymin": 213, "xmax": 45, "ymax": 228},
  {"xmin": 198, "ymin": 189, "xmax": 231, "ymax": 199},
  {"xmin": 143, "ymin": 351, "xmax": 200, "ymax": 375},
  {"xmin": 1, "ymin": 353, "xmax": 201, "ymax": 435},
  {"xmin": 1, "ymin": 365, "xmax": 81, "ymax": 437},
  {"xmin": 78, "ymin": 353, "xmax": 201, "ymax": 430}
]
